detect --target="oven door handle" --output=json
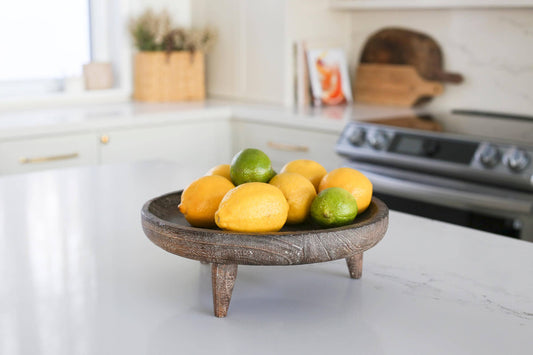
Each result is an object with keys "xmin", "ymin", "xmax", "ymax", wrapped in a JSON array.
[{"xmin": 365, "ymin": 171, "xmax": 533, "ymax": 216}]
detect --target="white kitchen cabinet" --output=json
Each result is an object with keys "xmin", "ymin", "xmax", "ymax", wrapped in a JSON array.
[
  {"xmin": 0, "ymin": 105, "xmax": 346, "ymax": 177},
  {"xmin": 232, "ymin": 121, "xmax": 343, "ymax": 171},
  {"xmin": 99, "ymin": 120, "xmax": 231, "ymax": 172},
  {"xmin": 0, "ymin": 133, "xmax": 99, "ymax": 175}
]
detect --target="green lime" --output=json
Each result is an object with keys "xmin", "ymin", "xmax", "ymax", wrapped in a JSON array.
[
  {"xmin": 230, "ymin": 148, "xmax": 274, "ymax": 185},
  {"xmin": 310, "ymin": 187, "xmax": 358, "ymax": 227}
]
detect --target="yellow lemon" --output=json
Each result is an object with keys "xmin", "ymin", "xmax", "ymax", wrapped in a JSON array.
[
  {"xmin": 215, "ymin": 182, "xmax": 289, "ymax": 232},
  {"xmin": 269, "ymin": 172, "xmax": 316, "ymax": 224},
  {"xmin": 318, "ymin": 167, "xmax": 373, "ymax": 213},
  {"xmin": 280, "ymin": 159, "xmax": 327, "ymax": 191},
  {"xmin": 206, "ymin": 164, "xmax": 231, "ymax": 181},
  {"xmin": 178, "ymin": 175, "xmax": 235, "ymax": 228}
]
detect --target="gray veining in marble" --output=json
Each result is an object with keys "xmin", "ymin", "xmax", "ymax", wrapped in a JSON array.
[{"xmin": 0, "ymin": 162, "xmax": 532, "ymax": 355}]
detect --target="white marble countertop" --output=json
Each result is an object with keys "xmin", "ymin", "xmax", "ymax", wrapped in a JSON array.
[
  {"xmin": 0, "ymin": 161, "xmax": 531, "ymax": 355},
  {"xmin": 0, "ymin": 100, "xmax": 417, "ymax": 139}
]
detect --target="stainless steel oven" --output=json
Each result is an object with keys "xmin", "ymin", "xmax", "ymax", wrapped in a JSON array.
[{"xmin": 336, "ymin": 114, "xmax": 533, "ymax": 241}]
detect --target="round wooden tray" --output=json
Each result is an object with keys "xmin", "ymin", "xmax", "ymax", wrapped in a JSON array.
[{"xmin": 141, "ymin": 190, "xmax": 389, "ymax": 317}]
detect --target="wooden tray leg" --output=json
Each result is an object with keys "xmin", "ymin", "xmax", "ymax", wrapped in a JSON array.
[
  {"xmin": 211, "ymin": 263, "xmax": 238, "ymax": 318},
  {"xmin": 346, "ymin": 253, "xmax": 363, "ymax": 279}
]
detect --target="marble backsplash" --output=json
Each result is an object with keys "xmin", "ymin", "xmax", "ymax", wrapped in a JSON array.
[{"xmin": 348, "ymin": 8, "xmax": 533, "ymax": 116}]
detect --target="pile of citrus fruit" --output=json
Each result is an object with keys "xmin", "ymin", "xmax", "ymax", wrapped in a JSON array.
[{"xmin": 178, "ymin": 148, "xmax": 373, "ymax": 233}]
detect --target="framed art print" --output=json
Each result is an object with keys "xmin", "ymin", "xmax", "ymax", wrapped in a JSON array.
[{"xmin": 307, "ymin": 48, "xmax": 352, "ymax": 105}]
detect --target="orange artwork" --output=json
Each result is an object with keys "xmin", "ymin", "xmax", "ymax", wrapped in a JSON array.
[
  {"xmin": 308, "ymin": 49, "xmax": 352, "ymax": 106},
  {"xmin": 315, "ymin": 58, "xmax": 346, "ymax": 105}
]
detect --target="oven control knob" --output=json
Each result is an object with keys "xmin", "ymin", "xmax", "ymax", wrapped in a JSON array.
[
  {"xmin": 348, "ymin": 127, "xmax": 366, "ymax": 146},
  {"xmin": 479, "ymin": 144, "xmax": 501, "ymax": 168},
  {"xmin": 504, "ymin": 148, "xmax": 530, "ymax": 172},
  {"xmin": 367, "ymin": 130, "xmax": 388, "ymax": 150}
]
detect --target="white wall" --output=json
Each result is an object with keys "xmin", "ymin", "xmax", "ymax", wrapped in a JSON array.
[
  {"xmin": 198, "ymin": 0, "xmax": 287, "ymax": 104},
  {"xmin": 200, "ymin": 0, "xmax": 533, "ymax": 118},
  {"xmin": 348, "ymin": 8, "xmax": 533, "ymax": 116},
  {"xmin": 285, "ymin": 0, "xmax": 352, "ymax": 106},
  {"xmin": 130, "ymin": 0, "xmax": 191, "ymax": 27},
  {"xmin": 286, "ymin": 3, "xmax": 533, "ymax": 116}
]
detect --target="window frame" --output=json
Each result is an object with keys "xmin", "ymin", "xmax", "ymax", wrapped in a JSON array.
[{"xmin": 0, "ymin": 0, "xmax": 132, "ymax": 108}]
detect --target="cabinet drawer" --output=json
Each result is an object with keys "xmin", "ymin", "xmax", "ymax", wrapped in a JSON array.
[
  {"xmin": 0, "ymin": 134, "xmax": 98, "ymax": 175},
  {"xmin": 232, "ymin": 122, "xmax": 343, "ymax": 171},
  {"xmin": 99, "ymin": 121, "xmax": 231, "ymax": 172}
]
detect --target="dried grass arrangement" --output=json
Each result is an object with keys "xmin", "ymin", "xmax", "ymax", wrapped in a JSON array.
[{"xmin": 129, "ymin": 9, "xmax": 217, "ymax": 102}]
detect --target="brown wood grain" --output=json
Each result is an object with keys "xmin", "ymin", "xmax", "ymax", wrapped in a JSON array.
[
  {"xmin": 346, "ymin": 253, "xmax": 363, "ymax": 279},
  {"xmin": 212, "ymin": 263, "xmax": 238, "ymax": 318},
  {"xmin": 354, "ymin": 64, "xmax": 443, "ymax": 107},
  {"xmin": 360, "ymin": 27, "xmax": 463, "ymax": 84},
  {"xmin": 366, "ymin": 116, "xmax": 442, "ymax": 132},
  {"xmin": 141, "ymin": 190, "xmax": 389, "ymax": 317},
  {"xmin": 141, "ymin": 191, "xmax": 388, "ymax": 266}
]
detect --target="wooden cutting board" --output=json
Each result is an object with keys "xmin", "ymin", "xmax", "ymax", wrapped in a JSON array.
[
  {"xmin": 353, "ymin": 64, "xmax": 444, "ymax": 107},
  {"xmin": 366, "ymin": 115, "xmax": 443, "ymax": 131},
  {"xmin": 360, "ymin": 27, "xmax": 463, "ymax": 84}
]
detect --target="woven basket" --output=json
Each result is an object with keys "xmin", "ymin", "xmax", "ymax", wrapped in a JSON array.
[{"xmin": 133, "ymin": 51, "xmax": 205, "ymax": 102}]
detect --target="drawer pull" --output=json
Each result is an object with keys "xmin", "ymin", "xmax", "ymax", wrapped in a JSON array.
[
  {"xmin": 19, "ymin": 153, "xmax": 79, "ymax": 164},
  {"xmin": 267, "ymin": 141, "xmax": 309, "ymax": 152},
  {"xmin": 100, "ymin": 134, "xmax": 110, "ymax": 144}
]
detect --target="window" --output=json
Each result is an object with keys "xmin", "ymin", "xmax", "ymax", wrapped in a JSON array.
[{"xmin": 0, "ymin": 0, "xmax": 91, "ymax": 98}]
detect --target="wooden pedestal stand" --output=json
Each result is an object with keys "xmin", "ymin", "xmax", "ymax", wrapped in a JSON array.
[
  {"xmin": 142, "ymin": 191, "xmax": 388, "ymax": 318},
  {"xmin": 210, "ymin": 253, "xmax": 363, "ymax": 317}
]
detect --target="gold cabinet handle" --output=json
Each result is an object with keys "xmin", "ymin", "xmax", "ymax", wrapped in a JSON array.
[
  {"xmin": 100, "ymin": 134, "xmax": 110, "ymax": 144},
  {"xmin": 267, "ymin": 141, "xmax": 309, "ymax": 152},
  {"xmin": 19, "ymin": 153, "xmax": 79, "ymax": 164}
]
